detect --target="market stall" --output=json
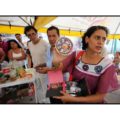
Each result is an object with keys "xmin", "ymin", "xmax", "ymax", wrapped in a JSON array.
[{"xmin": 0, "ymin": 65, "xmax": 39, "ymax": 103}]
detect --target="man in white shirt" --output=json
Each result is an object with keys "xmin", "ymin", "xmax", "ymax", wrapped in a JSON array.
[{"xmin": 24, "ymin": 26, "xmax": 49, "ymax": 103}]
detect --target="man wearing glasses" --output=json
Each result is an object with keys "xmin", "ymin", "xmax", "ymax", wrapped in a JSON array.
[{"xmin": 24, "ymin": 26, "xmax": 49, "ymax": 103}]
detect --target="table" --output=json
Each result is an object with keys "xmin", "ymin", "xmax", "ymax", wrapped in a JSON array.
[{"xmin": 0, "ymin": 70, "xmax": 38, "ymax": 103}]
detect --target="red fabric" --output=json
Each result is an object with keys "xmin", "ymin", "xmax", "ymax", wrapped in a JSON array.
[
  {"xmin": 0, "ymin": 41, "xmax": 8, "ymax": 54},
  {"xmin": 69, "ymin": 50, "xmax": 84, "ymax": 81},
  {"xmin": 0, "ymin": 48, "xmax": 4, "ymax": 60}
]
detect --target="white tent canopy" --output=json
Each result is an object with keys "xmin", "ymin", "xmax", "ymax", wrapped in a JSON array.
[
  {"xmin": 0, "ymin": 17, "xmax": 35, "ymax": 27},
  {"xmin": 45, "ymin": 17, "xmax": 120, "ymax": 34},
  {"xmin": 0, "ymin": 16, "xmax": 120, "ymax": 39}
]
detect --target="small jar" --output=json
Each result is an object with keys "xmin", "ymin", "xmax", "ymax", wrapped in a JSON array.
[{"xmin": 10, "ymin": 69, "xmax": 17, "ymax": 81}]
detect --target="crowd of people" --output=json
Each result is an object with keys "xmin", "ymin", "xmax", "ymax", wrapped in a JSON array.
[{"xmin": 0, "ymin": 25, "xmax": 120, "ymax": 104}]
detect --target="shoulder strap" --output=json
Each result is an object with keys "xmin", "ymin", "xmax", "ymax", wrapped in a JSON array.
[
  {"xmin": 74, "ymin": 50, "xmax": 84, "ymax": 66},
  {"xmin": 69, "ymin": 50, "xmax": 85, "ymax": 81}
]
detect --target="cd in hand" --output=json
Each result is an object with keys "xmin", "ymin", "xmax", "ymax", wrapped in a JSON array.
[{"xmin": 55, "ymin": 37, "xmax": 73, "ymax": 55}]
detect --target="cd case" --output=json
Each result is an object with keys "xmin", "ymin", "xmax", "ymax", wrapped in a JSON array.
[{"xmin": 66, "ymin": 78, "xmax": 90, "ymax": 96}]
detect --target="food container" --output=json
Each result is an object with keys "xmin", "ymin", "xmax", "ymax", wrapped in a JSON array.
[
  {"xmin": 2, "ymin": 67, "xmax": 10, "ymax": 75},
  {"xmin": 16, "ymin": 67, "xmax": 26, "ymax": 78},
  {"xmin": 10, "ymin": 69, "xmax": 17, "ymax": 81}
]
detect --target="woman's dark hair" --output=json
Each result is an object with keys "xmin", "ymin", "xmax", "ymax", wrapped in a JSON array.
[
  {"xmin": 82, "ymin": 26, "xmax": 109, "ymax": 50},
  {"xmin": 24, "ymin": 26, "xmax": 37, "ymax": 35},
  {"xmin": 47, "ymin": 26, "xmax": 60, "ymax": 36},
  {"xmin": 8, "ymin": 39, "xmax": 22, "ymax": 50}
]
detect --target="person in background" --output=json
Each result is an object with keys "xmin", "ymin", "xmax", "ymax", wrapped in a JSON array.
[
  {"xmin": 7, "ymin": 40, "xmax": 27, "ymax": 102},
  {"xmin": 15, "ymin": 33, "xmax": 29, "ymax": 68},
  {"xmin": 113, "ymin": 52, "xmax": 120, "ymax": 64},
  {"xmin": 24, "ymin": 26, "xmax": 48, "ymax": 68},
  {"xmin": 8, "ymin": 39, "xmax": 26, "ymax": 67},
  {"xmin": 15, "ymin": 33, "xmax": 26, "ymax": 50},
  {"xmin": 37, "ymin": 26, "xmax": 67, "ymax": 73},
  {"xmin": 36, "ymin": 26, "xmax": 70, "ymax": 104},
  {"xmin": 0, "ymin": 34, "xmax": 9, "ymax": 61},
  {"xmin": 47, "ymin": 26, "xmax": 67, "ymax": 67},
  {"xmin": 24, "ymin": 26, "xmax": 49, "ymax": 103},
  {"xmin": 113, "ymin": 51, "xmax": 120, "ymax": 73},
  {"xmin": 26, "ymin": 41, "xmax": 33, "ymax": 68},
  {"xmin": 0, "ymin": 47, "xmax": 5, "ymax": 64},
  {"xmin": 0, "ymin": 47, "xmax": 5, "ymax": 103},
  {"xmin": 53, "ymin": 26, "xmax": 119, "ymax": 103}
]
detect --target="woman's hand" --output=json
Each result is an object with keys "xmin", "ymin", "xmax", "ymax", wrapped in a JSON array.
[{"xmin": 53, "ymin": 91, "xmax": 75, "ymax": 103}]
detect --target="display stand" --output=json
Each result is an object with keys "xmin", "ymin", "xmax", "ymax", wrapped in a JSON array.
[{"xmin": 0, "ymin": 71, "xmax": 38, "ymax": 103}]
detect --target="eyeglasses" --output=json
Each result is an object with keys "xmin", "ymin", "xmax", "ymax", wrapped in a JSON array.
[{"xmin": 27, "ymin": 32, "xmax": 37, "ymax": 38}]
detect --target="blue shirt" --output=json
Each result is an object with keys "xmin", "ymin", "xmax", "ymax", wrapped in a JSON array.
[{"xmin": 47, "ymin": 45, "xmax": 53, "ymax": 67}]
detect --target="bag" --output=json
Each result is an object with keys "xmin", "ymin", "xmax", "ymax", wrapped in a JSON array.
[
  {"xmin": 67, "ymin": 50, "xmax": 90, "ymax": 96},
  {"xmin": 46, "ymin": 86, "xmax": 63, "ymax": 97},
  {"xmin": 66, "ymin": 78, "xmax": 90, "ymax": 96}
]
